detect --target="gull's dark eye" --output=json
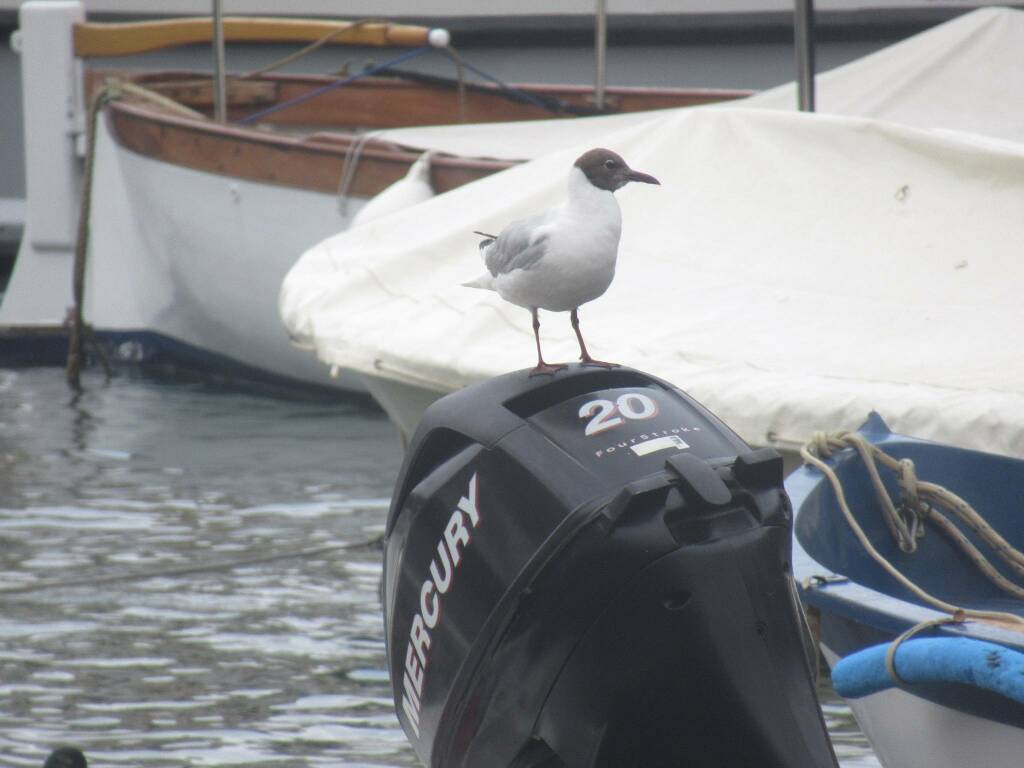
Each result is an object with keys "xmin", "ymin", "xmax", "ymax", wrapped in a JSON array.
[{"xmin": 603, "ymin": 159, "xmax": 616, "ymax": 170}]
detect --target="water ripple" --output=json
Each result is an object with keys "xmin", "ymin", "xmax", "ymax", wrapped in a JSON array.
[{"xmin": 0, "ymin": 369, "xmax": 878, "ymax": 766}]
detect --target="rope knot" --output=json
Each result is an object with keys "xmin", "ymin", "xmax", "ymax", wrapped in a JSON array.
[
  {"xmin": 799, "ymin": 423, "xmax": 1024, "ymax": 628},
  {"xmin": 897, "ymin": 458, "xmax": 920, "ymax": 510},
  {"xmin": 102, "ymin": 76, "xmax": 123, "ymax": 101},
  {"xmin": 895, "ymin": 457, "xmax": 926, "ymax": 552},
  {"xmin": 810, "ymin": 430, "xmax": 841, "ymax": 459}
]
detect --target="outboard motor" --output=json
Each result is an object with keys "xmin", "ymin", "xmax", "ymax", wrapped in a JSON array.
[{"xmin": 383, "ymin": 366, "xmax": 837, "ymax": 768}]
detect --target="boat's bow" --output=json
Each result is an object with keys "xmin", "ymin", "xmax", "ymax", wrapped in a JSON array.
[{"xmin": 787, "ymin": 415, "xmax": 1024, "ymax": 768}]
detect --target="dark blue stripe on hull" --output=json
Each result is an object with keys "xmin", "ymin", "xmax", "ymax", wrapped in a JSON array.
[{"xmin": 0, "ymin": 326, "xmax": 375, "ymax": 405}]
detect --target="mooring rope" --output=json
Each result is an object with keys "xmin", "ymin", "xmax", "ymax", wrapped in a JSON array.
[
  {"xmin": 441, "ymin": 45, "xmax": 558, "ymax": 112},
  {"xmin": 111, "ymin": 80, "xmax": 208, "ymax": 119},
  {"xmin": 447, "ymin": 44, "xmax": 467, "ymax": 123},
  {"xmin": 808, "ymin": 432, "xmax": 1024, "ymax": 591},
  {"xmin": 335, "ymin": 129, "xmax": 387, "ymax": 215},
  {"xmin": 800, "ymin": 432, "xmax": 1024, "ymax": 630},
  {"xmin": 236, "ymin": 45, "xmax": 433, "ymax": 126},
  {"xmin": 65, "ymin": 85, "xmax": 114, "ymax": 391},
  {"xmin": 133, "ymin": 19, "xmax": 387, "ymax": 94},
  {"xmin": 240, "ymin": 18, "xmax": 385, "ymax": 80},
  {"xmin": 64, "ymin": 79, "xmax": 206, "ymax": 392},
  {"xmin": 883, "ymin": 613, "xmax": 966, "ymax": 685}
]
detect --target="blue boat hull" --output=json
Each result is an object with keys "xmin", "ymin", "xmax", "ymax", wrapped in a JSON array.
[{"xmin": 787, "ymin": 414, "xmax": 1024, "ymax": 767}]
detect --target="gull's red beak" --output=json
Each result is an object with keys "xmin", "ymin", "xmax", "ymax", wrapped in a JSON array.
[{"xmin": 626, "ymin": 169, "xmax": 660, "ymax": 185}]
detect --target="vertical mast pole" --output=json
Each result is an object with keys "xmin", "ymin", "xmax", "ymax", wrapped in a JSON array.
[
  {"xmin": 594, "ymin": 0, "xmax": 608, "ymax": 110},
  {"xmin": 794, "ymin": 0, "xmax": 816, "ymax": 112},
  {"xmin": 212, "ymin": 0, "xmax": 227, "ymax": 122}
]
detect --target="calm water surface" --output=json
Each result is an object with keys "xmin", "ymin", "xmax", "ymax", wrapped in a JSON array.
[{"xmin": 0, "ymin": 369, "xmax": 880, "ymax": 767}]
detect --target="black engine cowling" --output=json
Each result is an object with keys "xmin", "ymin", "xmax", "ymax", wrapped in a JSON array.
[{"xmin": 383, "ymin": 365, "xmax": 837, "ymax": 768}]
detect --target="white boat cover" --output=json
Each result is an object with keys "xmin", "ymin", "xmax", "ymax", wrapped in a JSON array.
[
  {"xmin": 375, "ymin": 7, "xmax": 1024, "ymax": 159},
  {"xmin": 744, "ymin": 5, "xmax": 1024, "ymax": 142},
  {"xmin": 280, "ymin": 7, "xmax": 1024, "ymax": 456}
]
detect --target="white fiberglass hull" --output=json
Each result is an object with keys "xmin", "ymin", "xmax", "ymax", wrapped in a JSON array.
[
  {"xmin": 3, "ymin": 117, "xmax": 367, "ymax": 394},
  {"xmin": 820, "ymin": 647, "xmax": 1024, "ymax": 768}
]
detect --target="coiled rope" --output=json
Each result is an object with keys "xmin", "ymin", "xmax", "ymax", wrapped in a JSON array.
[{"xmin": 800, "ymin": 431, "xmax": 1024, "ymax": 630}]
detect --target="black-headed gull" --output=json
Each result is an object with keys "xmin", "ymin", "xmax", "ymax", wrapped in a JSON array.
[{"xmin": 464, "ymin": 148, "xmax": 659, "ymax": 375}]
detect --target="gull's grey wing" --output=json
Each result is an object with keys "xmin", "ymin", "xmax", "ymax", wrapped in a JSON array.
[{"xmin": 483, "ymin": 214, "xmax": 550, "ymax": 277}]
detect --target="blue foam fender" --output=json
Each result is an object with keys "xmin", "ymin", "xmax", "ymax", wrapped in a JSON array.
[{"xmin": 832, "ymin": 637, "xmax": 1024, "ymax": 704}]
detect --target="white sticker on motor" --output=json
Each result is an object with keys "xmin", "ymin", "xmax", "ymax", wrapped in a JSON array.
[{"xmin": 630, "ymin": 435, "xmax": 689, "ymax": 457}]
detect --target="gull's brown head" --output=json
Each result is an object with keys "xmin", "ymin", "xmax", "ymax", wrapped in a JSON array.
[{"xmin": 574, "ymin": 148, "xmax": 660, "ymax": 192}]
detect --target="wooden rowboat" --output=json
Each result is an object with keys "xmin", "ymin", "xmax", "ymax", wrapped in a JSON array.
[
  {"xmin": 95, "ymin": 69, "xmax": 736, "ymax": 201},
  {"xmin": 0, "ymin": 5, "xmax": 747, "ymax": 394}
]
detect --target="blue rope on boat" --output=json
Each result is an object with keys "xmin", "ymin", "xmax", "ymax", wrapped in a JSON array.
[
  {"xmin": 440, "ymin": 49, "xmax": 554, "ymax": 112},
  {"xmin": 832, "ymin": 637, "xmax": 1024, "ymax": 705},
  {"xmin": 236, "ymin": 45, "xmax": 434, "ymax": 126}
]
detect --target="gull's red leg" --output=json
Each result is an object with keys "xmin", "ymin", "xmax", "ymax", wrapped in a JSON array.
[
  {"xmin": 571, "ymin": 308, "xmax": 617, "ymax": 369},
  {"xmin": 529, "ymin": 308, "xmax": 568, "ymax": 376}
]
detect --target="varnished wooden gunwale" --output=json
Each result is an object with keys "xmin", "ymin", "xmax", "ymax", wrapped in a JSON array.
[
  {"xmin": 93, "ymin": 70, "xmax": 751, "ymax": 126},
  {"xmin": 106, "ymin": 100, "xmax": 513, "ymax": 198},
  {"xmin": 73, "ymin": 17, "xmax": 434, "ymax": 58},
  {"xmin": 100, "ymin": 70, "xmax": 752, "ymax": 199},
  {"xmin": 250, "ymin": 77, "xmax": 747, "ymax": 128}
]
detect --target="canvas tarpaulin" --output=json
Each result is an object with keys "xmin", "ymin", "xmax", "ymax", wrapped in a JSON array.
[
  {"xmin": 280, "ymin": 105, "xmax": 1024, "ymax": 456},
  {"xmin": 371, "ymin": 7, "xmax": 1024, "ymax": 160}
]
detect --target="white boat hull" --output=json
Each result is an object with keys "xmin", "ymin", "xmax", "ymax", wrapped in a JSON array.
[
  {"xmin": 359, "ymin": 374, "xmax": 445, "ymax": 446},
  {"xmin": 821, "ymin": 647, "xmax": 1024, "ymax": 768},
  {"xmin": 2, "ymin": 116, "xmax": 368, "ymax": 394}
]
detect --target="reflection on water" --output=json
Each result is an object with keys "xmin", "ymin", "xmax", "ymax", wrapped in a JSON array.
[
  {"xmin": 819, "ymin": 687, "xmax": 883, "ymax": 768},
  {"xmin": 0, "ymin": 369, "xmax": 879, "ymax": 767}
]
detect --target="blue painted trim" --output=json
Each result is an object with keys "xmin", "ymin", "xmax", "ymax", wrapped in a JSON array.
[{"xmin": 832, "ymin": 637, "xmax": 1024, "ymax": 705}]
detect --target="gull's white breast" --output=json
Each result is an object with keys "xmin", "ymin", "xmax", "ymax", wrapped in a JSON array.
[{"xmin": 493, "ymin": 173, "xmax": 622, "ymax": 312}]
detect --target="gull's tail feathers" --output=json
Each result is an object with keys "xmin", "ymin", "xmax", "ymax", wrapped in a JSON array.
[
  {"xmin": 462, "ymin": 273, "xmax": 495, "ymax": 290},
  {"xmin": 465, "ymin": 229, "xmax": 498, "ymax": 289}
]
